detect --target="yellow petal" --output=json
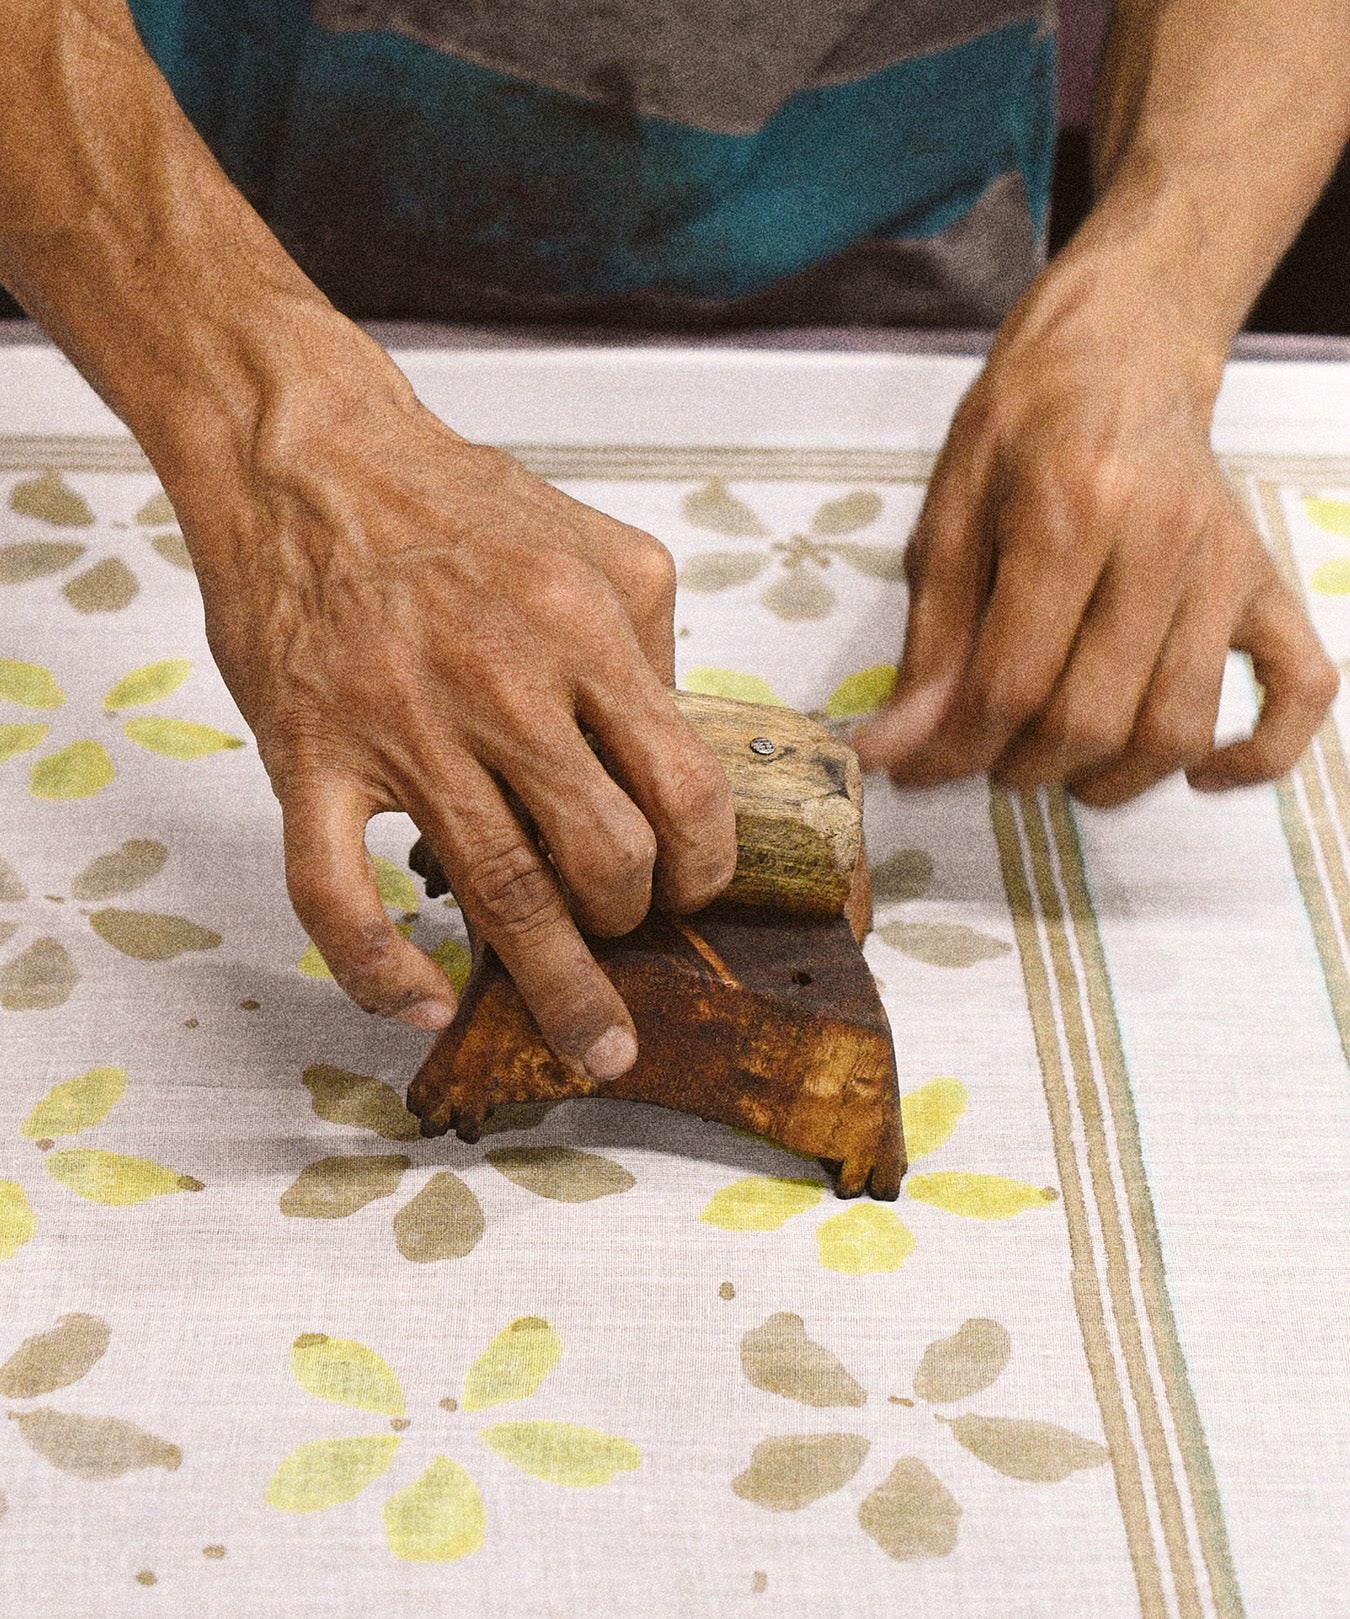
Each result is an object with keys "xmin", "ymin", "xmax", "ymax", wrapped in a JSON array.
[
  {"xmin": 900, "ymin": 1077, "xmax": 968, "ymax": 1160},
  {"xmin": 479, "ymin": 1421, "xmax": 641, "ymax": 1487},
  {"xmin": 297, "ymin": 940, "xmax": 333, "ymax": 978},
  {"xmin": 0, "ymin": 658, "xmax": 65, "ymax": 710},
  {"xmin": 0, "ymin": 1180, "xmax": 37, "ymax": 1260},
  {"xmin": 123, "ymin": 717, "xmax": 244, "ymax": 758},
  {"xmin": 0, "ymin": 722, "xmax": 48, "ymax": 763},
  {"xmin": 302, "ymin": 1064, "xmax": 420, "ymax": 1140},
  {"xmin": 384, "ymin": 1456, "xmax": 485, "ymax": 1561},
  {"xmin": 103, "ymin": 658, "xmax": 192, "ymax": 711},
  {"xmin": 372, "ymin": 855, "xmax": 419, "ymax": 913},
  {"xmin": 30, "ymin": 741, "xmax": 115, "ymax": 800},
  {"xmin": 21, "ymin": 1065, "xmax": 127, "ymax": 1139},
  {"xmin": 682, "ymin": 668, "xmax": 785, "ymax": 706},
  {"xmin": 463, "ymin": 1317, "xmax": 562, "ymax": 1411},
  {"xmin": 906, "ymin": 1172, "xmax": 1059, "ymax": 1220},
  {"xmin": 700, "ymin": 1176, "xmax": 825, "ymax": 1231},
  {"xmin": 816, "ymin": 1203, "xmax": 916, "ymax": 1275},
  {"xmin": 290, "ymin": 1333, "xmax": 405, "ymax": 1417},
  {"xmin": 430, "ymin": 937, "xmax": 472, "ymax": 991},
  {"xmin": 45, "ymin": 1148, "xmax": 203, "ymax": 1205},
  {"xmin": 825, "ymin": 665, "xmax": 898, "ymax": 719},
  {"xmin": 1311, "ymin": 558, "xmax": 1350, "ymax": 594},
  {"xmin": 9, "ymin": 470, "xmax": 93, "ymax": 526},
  {"xmin": 1304, "ymin": 495, "xmax": 1350, "ymax": 535},
  {"xmin": 265, "ymin": 1434, "xmax": 400, "ymax": 1513}
]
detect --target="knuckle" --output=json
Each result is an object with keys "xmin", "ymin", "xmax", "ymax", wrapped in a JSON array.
[
  {"xmin": 1055, "ymin": 707, "xmax": 1133, "ymax": 765},
  {"xmin": 1302, "ymin": 652, "xmax": 1340, "ymax": 709},
  {"xmin": 1132, "ymin": 707, "xmax": 1210, "ymax": 767},
  {"xmin": 665, "ymin": 745, "xmax": 732, "ymax": 827},
  {"xmin": 467, "ymin": 840, "xmax": 558, "ymax": 938},
  {"xmin": 979, "ymin": 672, "xmax": 1049, "ymax": 738},
  {"xmin": 627, "ymin": 532, "xmax": 678, "ymax": 602}
]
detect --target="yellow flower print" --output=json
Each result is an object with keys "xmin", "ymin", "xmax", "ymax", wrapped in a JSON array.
[
  {"xmin": 265, "ymin": 1321, "xmax": 641, "ymax": 1561},
  {"xmin": 0, "ymin": 654, "xmax": 244, "ymax": 803}
]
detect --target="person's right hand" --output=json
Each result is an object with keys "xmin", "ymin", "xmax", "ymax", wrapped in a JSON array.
[{"xmin": 167, "ymin": 338, "xmax": 737, "ymax": 1079}]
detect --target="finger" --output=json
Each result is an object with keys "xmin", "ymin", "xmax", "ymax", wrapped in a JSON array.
[
  {"xmin": 993, "ymin": 530, "xmax": 1187, "ymax": 789},
  {"xmin": 406, "ymin": 760, "xmax": 638, "ymax": 1079},
  {"xmin": 853, "ymin": 452, "xmax": 993, "ymax": 773},
  {"xmin": 1066, "ymin": 580, "xmax": 1230, "ymax": 807},
  {"xmin": 578, "ymin": 517, "xmax": 678, "ymax": 682},
  {"xmin": 282, "ymin": 775, "xmax": 459, "ymax": 1030},
  {"xmin": 580, "ymin": 668, "xmax": 737, "ymax": 914},
  {"xmin": 1187, "ymin": 573, "xmax": 1338, "ymax": 791},
  {"xmin": 927, "ymin": 492, "xmax": 1109, "ymax": 785},
  {"xmin": 489, "ymin": 721, "xmax": 660, "ymax": 938}
]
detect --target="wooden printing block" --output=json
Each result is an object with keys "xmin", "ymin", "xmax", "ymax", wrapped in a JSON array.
[{"xmin": 406, "ymin": 692, "xmax": 905, "ymax": 1200}]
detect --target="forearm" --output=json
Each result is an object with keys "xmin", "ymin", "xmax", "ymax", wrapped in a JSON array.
[
  {"xmin": 0, "ymin": 1, "xmax": 405, "ymax": 503},
  {"xmin": 1073, "ymin": 0, "xmax": 1350, "ymax": 353}
]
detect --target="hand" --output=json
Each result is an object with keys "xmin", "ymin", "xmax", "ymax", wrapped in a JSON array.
[
  {"xmin": 855, "ymin": 253, "xmax": 1338, "ymax": 805},
  {"xmin": 169, "ymin": 347, "xmax": 736, "ymax": 1075}
]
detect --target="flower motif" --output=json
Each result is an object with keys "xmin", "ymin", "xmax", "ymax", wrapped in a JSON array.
[
  {"xmin": 1, "ymin": 472, "xmax": 191, "ymax": 614},
  {"xmin": 0, "ymin": 654, "xmax": 244, "ymax": 803},
  {"xmin": 730, "ymin": 1312, "xmax": 1109, "ymax": 1559},
  {"xmin": 0, "ymin": 1312, "xmax": 183, "ymax": 1513},
  {"xmin": 0, "ymin": 840, "xmax": 221, "ymax": 1013},
  {"xmin": 265, "ymin": 1320, "xmax": 641, "ymax": 1560},
  {"xmin": 279, "ymin": 1062, "xmax": 635, "ymax": 1261},
  {"xmin": 0, "ymin": 1066, "xmax": 206, "ymax": 1262},
  {"xmin": 677, "ymin": 479, "xmax": 907, "ymax": 622},
  {"xmin": 700, "ymin": 1075, "xmax": 1059, "ymax": 1275}
]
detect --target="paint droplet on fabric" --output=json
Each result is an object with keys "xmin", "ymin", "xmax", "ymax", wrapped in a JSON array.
[
  {"xmin": 103, "ymin": 658, "xmax": 192, "ymax": 712},
  {"xmin": 816, "ymin": 1203, "xmax": 916, "ymax": 1275},
  {"xmin": 88, "ymin": 908, "xmax": 220, "ymax": 960},
  {"xmin": 279, "ymin": 1154, "xmax": 411, "ymax": 1219},
  {"xmin": 480, "ymin": 1420, "xmax": 641, "ymax": 1487},
  {"xmin": 719, "ymin": 1282, "xmax": 735, "ymax": 1300},
  {"xmin": 136, "ymin": 491, "xmax": 176, "ymax": 526},
  {"xmin": 135, "ymin": 1570, "xmax": 156, "ymax": 1586},
  {"xmin": 393, "ymin": 1172, "xmax": 485, "ymax": 1263},
  {"xmin": 938, "ymin": 1414, "xmax": 1109, "ymax": 1481},
  {"xmin": 732, "ymin": 1433, "xmax": 869, "ymax": 1511},
  {"xmin": 34, "ymin": 1139, "xmax": 53, "ymax": 1152},
  {"xmin": 266, "ymin": 1434, "xmax": 400, "ymax": 1512},
  {"xmin": 290, "ymin": 1333, "xmax": 406, "ymax": 1417},
  {"xmin": 0, "ymin": 540, "xmax": 86, "ymax": 582},
  {"xmin": 889, "ymin": 1395, "xmax": 914, "ymax": 1407},
  {"xmin": 0, "ymin": 937, "xmax": 78, "ymax": 1011},
  {"xmin": 681, "ymin": 477, "xmax": 770, "ymax": 536},
  {"xmin": 741, "ymin": 1313, "xmax": 867, "ymax": 1407},
  {"xmin": 302, "ymin": 1064, "xmax": 420, "ymax": 1141},
  {"xmin": 390, "ymin": 1417, "xmax": 410, "ymax": 1432},
  {"xmin": 486, "ymin": 1145, "xmax": 635, "ymax": 1203},
  {"xmin": 825, "ymin": 664, "xmax": 898, "ymax": 719},
  {"xmin": 30, "ymin": 740, "xmax": 115, "ymax": 800},
  {"xmin": 877, "ymin": 920, "xmax": 1012, "ymax": 968},
  {"xmin": 463, "ymin": 1317, "xmax": 562, "ymax": 1411},
  {"xmin": 46, "ymin": 1148, "xmax": 203, "ymax": 1205},
  {"xmin": 0, "ymin": 657, "xmax": 64, "ymax": 709},
  {"xmin": 701, "ymin": 1175, "xmax": 824, "ymax": 1231},
  {"xmin": 184, "ymin": 1018, "xmax": 198, "ymax": 1029},
  {"xmin": 239, "ymin": 998, "xmax": 260, "ymax": 1011},
  {"xmin": 439, "ymin": 1397, "xmax": 457, "ymax": 1412},
  {"xmin": 9, "ymin": 1409, "xmax": 181, "ymax": 1479},
  {"xmin": 752, "ymin": 1571, "xmax": 767, "ymax": 1594},
  {"xmin": 857, "ymin": 1457, "xmax": 961, "ymax": 1559},
  {"xmin": 150, "ymin": 531, "xmax": 193, "ymax": 570},
  {"xmin": 0, "ymin": 1180, "xmax": 37, "ymax": 1260},
  {"xmin": 913, "ymin": 1319, "xmax": 1011, "ymax": 1403},
  {"xmin": 383, "ymin": 1455, "xmax": 485, "ymax": 1562},
  {"xmin": 45, "ymin": 894, "xmax": 64, "ymax": 903},
  {"xmin": 906, "ymin": 1172, "xmax": 1058, "ymax": 1221},
  {"xmin": 202, "ymin": 1545, "xmax": 226, "ymax": 1559},
  {"xmin": 899, "ymin": 1076, "xmax": 968, "ymax": 1160},
  {"xmin": 123, "ymin": 717, "xmax": 244, "ymax": 759},
  {"xmin": 0, "ymin": 1313, "xmax": 111, "ymax": 1398},
  {"xmin": 10, "ymin": 469, "xmax": 94, "ymax": 526},
  {"xmin": 62, "ymin": 557, "xmax": 138, "ymax": 613},
  {"xmin": 22, "ymin": 1065, "xmax": 127, "ymax": 1139}
]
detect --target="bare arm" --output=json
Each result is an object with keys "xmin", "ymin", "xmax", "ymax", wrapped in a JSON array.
[
  {"xmin": 859, "ymin": 0, "xmax": 1346, "ymax": 804},
  {"xmin": 0, "ymin": 1, "xmax": 736, "ymax": 1072}
]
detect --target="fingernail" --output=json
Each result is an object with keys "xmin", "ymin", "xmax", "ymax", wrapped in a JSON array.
[
  {"xmin": 400, "ymin": 998, "xmax": 457, "ymax": 1031},
  {"xmin": 584, "ymin": 1026, "xmax": 638, "ymax": 1079}
]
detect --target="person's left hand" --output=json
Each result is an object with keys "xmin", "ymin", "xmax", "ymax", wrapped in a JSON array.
[{"xmin": 854, "ymin": 249, "xmax": 1338, "ymax": 806}]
